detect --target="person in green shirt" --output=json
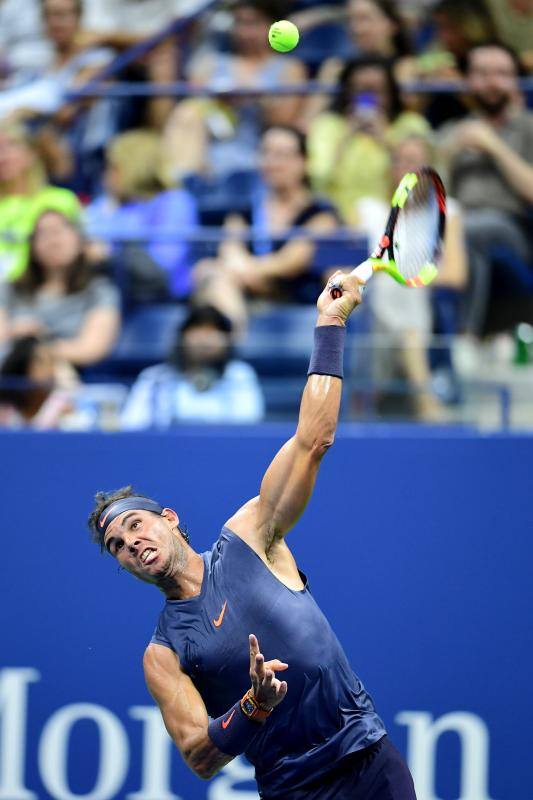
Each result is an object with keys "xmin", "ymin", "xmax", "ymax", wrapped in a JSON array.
[
  {"xmin": 307, "ymin": 56, "xmax": 430, "ymax": 225},
  {"xmin": 0, "ymin": 123, "xmax": 80, "ymax": 282}
]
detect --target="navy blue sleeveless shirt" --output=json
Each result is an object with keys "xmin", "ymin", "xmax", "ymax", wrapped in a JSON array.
[{"xmin": 151, "ymin": 528, "xmax": 386, "ymax": 797}]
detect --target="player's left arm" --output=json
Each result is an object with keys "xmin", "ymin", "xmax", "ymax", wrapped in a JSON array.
[{"xmin": 227, "ymin": 273, "xmax": 362, "ymax": 552}]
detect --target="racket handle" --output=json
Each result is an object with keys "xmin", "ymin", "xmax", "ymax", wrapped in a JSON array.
[{"xmin": 329, "ymin": 260, "xmax": 374, "ymax": 300}]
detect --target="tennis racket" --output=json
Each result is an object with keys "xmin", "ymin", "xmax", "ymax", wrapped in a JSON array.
[{"xmin": 329, "ymin": 167, "xmax": 446, "ymax": 298}]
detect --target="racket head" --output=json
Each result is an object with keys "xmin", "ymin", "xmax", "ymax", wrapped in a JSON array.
[{"xmin": 372, "ymin": 167, "xmax": 447, "ymax": 287}]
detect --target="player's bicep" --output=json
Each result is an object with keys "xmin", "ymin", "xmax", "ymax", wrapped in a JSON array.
[{"xmin": 143, "ymin": 643, "xmax": 208, "ymax": 754}]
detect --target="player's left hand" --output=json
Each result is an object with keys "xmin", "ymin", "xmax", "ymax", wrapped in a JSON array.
[{"xmin": 249, "ymin": 633, "xmax": 288, "ymax": 710}]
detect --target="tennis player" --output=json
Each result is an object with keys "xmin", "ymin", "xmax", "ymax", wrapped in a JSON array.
[{"xmin": 89, "ymin": 271, "xmax": 417, "ymax": 799}]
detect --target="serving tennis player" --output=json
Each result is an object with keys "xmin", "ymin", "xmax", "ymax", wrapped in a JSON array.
[{"xmin": 89, "ymin": 271, "xmax": 417, "ymax": 799}]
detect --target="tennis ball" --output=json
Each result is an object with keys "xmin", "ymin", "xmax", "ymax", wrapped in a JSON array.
[{"xmin": 268, "ymin": 20, "xmax": 300, "ymax": 53}]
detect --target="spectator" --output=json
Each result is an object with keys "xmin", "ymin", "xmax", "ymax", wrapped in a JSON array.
[
  {"xmin": 121, "ymin": 305, "xmax": 264, "ymax": 427},
  {"xmin": 162, "ymin": 0, "xmax": 307, "ymax": 179},
  {"xmin": 193, "ymin": 125, "xmax": 339, "ymax": 331},
  {"xmin": 427, "ymin": 0, "xmax": 497, "ymax": 76},
  {"xmin": 0, "ymin": 210, "xmax": 120, "ymax": 367},
  {"xmin": 83, "ymin": 0, "xmax": 200, "ymax": 37},
  {"xmin": 484, "ymin": 0, "xmax": 533, "ymax": 73},
  {"xmin": 356, "ymin": 134, "xmax": 467, "ymax": 420},
  {"xmin": 308, "ymin": 56, "xmax": 429, "ymax": 224},
  {"xmin": 304, "ymin": 0, "xmax": 415, "ymax": 122},
  {"xmin": 0, "ymin": 0, "xmax": 52, "ymax": 83},
  {"xmin": 0, "ymin": 0, "xmax": 117, "ymax": 195},
  {"xmin": 438, "ymin": 42, "xmax": 533, "ymax": 336},
  {"xmin": 0, "ymin": 334, "xmax": 79, "ymax": 429},
  {"xmin": 85, "ymin": 129, "xmax": 198, "ymax": 303},
  {"xmin": 0, "ymin": 123, "xmax": 80, "ymax": 282},
  {"xmin": 0, "ymin": 0, "xmax": 114, "ymax": 121}
]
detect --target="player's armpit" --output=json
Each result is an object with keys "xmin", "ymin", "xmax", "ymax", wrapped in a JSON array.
[{"xmin": 143, "ymin": 644, "xmax": 234, "ymax": 780}]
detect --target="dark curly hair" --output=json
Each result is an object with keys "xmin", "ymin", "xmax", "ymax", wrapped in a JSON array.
[{"xmin": 88, "ymin": 485, "xmax": 189, "ymax": 553}]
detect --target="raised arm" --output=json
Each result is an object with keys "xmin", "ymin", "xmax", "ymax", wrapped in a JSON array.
[
  {"xmin": 144, "ymin": 636, "xmax": 288, "ymax": 780},
  {"xmin": 227, "ymin": 271, "xmax": 362, "ymax": 553}
]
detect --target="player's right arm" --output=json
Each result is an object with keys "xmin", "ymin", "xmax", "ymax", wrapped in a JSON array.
[
  {"xmin": 144, "ymin": 643, "xmax": 231, "ymax": 780},
  {"xmin": 144, "ymin": 636, "xmax": 287, "ymax": 780}
]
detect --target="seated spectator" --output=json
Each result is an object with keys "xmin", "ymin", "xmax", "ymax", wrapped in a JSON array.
[
  {"xmin": 0, "ymin": 0, "xmax": 113, "ymax": 120},
  {"xmin": 0, "ymin": 210, "xmax": 120, "ymax": 367},
  {"xmin": 0, "ymin": 0, "xmax": 52, "ymax": 83},
  {"xmin": 356, "ymin": 134, "xmax": 467, "ymax": 420},
  {"xmin": 83, "ymin": 0, "xmax": 199, "ymax": 37},
  {"xmin": 162, "ymin": 0, "xmax": 307, "ymax": 179},
  {"xmin": 0, "ymin": 334, "xmax": 80, "ymax": 429},
  {"xmin": 438, "ymin": 42, "xmax": 533, "ymax": 336},
  {"xmin": 484, "ymin": 0, "xmax": 533, "ymax": 73},
  {"xmin": 193, "ymin": 125, "xmax": 339, "ymax": 331},
  {"xmin": 304, "ymin": 0, "xmax": 415, "ymax": 122},
  {"xmin": 0, "ymin": 123, "xmax": 80, "ymax": 282},
  {"xmin": 85, "ymin": 129, "xmax": 198, "ymax": 303},
  {"xmin": 426, "ymin": 0, "xmax": 497, "ymax": 77},
  {"xmin": 121, "ymin": 305, "xmax": 264, "ymax": 428},
  {"xmin": 308, "ymin": 56, "xmax": 429, "ymax": 224},
  {"xmin": 0, "ymin": 0, "xmax": 117, "ymax": 195}
]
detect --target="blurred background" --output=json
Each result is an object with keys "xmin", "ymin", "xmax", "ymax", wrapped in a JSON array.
[{"xmin": 0, "ymin": 1, "xmax": 532, "ymax": 799}]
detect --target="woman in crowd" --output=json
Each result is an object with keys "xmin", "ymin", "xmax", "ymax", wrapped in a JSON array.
[
  {"xmin": 356, "ymin": 133, "xmax": 467, "ymax": 420},
  {"xmin": 0, "ymin": 334, "xmax": 79, "ymax": 429},
  {"xmin": 304, "ymin": 0, "xmax": 415, "ymax": 122},
  {"xmin": 0, "ymin": 210, "xmax": 120, "ymax": 367},
  {"xmin": 193, "ymin": 125, "xmax": 339, "ymax": 332},
  {"xmin": 0, "ymin": 123, "xmax": 80, "ymax": 282},
  {"xmin": 161, "ymin": 0, "xmax": 307, "ymax": 180},
  {"xmin": 85, "ymin": 129, "xmax": 198, "ymax": 303},
  {"xmin": 307, "ymin": 55, "xmax": 430, "ymax": 225}
]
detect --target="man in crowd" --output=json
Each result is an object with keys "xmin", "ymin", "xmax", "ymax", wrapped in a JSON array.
[{"xmin": 439, "ymin": 42, "xmax": 533, "ymax": 335}]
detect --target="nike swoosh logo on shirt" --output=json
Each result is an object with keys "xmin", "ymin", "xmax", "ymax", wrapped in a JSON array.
[
  {"xmin": 213, "ymin": 600, "xmax": 227, "ymax": 628},
  {"xmin": 222, "ymin": 709, "xmax": 236, "ymax": 729}
]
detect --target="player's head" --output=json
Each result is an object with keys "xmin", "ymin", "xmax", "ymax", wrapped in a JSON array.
[
  {"xmin": 465, "ymin": 42, "xmax": 522, "ymax": 116},
  {"xmin": 88, "ymin": 487, "xmax": 191, "ymax": 588}
]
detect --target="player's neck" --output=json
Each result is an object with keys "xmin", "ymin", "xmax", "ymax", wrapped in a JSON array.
[{"xmin": 158, "ymin": 549, "xmax": 204, "ymax": 601}]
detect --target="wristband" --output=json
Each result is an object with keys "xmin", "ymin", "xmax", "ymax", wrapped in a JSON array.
[
  {"xmin": 208, "ymin": 691, "xmax": 270, "ymax": 756},
  {"xmin": 307, "ymin": 324, "xmax": 346, "ymax": 379}
]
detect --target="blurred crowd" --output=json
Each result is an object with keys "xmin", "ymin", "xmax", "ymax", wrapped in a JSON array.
[{"xmin": 0, "ymin": 0, "xmax": 532, "ymax": 429}]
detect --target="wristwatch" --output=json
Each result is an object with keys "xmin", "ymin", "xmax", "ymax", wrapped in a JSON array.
[{"xmin": 240, "ymin": 689, "xmax": 272, "ymax": 723}]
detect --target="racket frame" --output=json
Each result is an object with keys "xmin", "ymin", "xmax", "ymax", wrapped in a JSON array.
[
  {"xmin": 369, "ymin": 167, "xmax": 447, "ymax": 288},
  {"xmin": 328, "ymin": 167, "xmax": 447, "ymax": 299}
]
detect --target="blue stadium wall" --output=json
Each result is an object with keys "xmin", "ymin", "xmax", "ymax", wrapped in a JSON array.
[{"xmin": 1, "ymin": 427, "xmax": 532, "ymax": 800}]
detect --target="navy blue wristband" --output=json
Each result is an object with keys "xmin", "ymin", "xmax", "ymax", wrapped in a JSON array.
[
  {"xmin": 307, "ymin": 325, "xmax": 346, "ymax": 379},
  {"xmin": 208, "ymin": 702, "xmax": 262, "ymax": 756}
]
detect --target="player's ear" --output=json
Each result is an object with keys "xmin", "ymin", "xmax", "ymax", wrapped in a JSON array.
[{"xmin": 161, "ymin": 507, "xmax": 180, "ymax": 526}]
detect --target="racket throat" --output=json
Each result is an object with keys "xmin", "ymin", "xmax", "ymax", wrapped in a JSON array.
[{"xmin": 353, "ymin": 259, "xmax": 375, "ymax": 284}]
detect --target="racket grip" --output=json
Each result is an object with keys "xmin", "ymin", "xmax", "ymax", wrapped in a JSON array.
[{"xmin": 329, "ymin": 260, "xmax": 373, "ymax": 300}]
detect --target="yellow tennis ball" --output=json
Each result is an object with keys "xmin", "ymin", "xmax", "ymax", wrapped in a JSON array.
[{"xmin": 268, "ymin": 20, "xmax": 300, "ymax": 53}]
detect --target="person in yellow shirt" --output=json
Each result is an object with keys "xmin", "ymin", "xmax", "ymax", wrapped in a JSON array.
[
  {"xmin": 307, "ymin": 56, "xmax": 430, "ymax": 225},
  {"xmin": 0, "ymin": 123, "xmax": 80, "ymax": 282}
]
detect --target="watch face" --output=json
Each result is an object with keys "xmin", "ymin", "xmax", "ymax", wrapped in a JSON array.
[{"xmin": 242, "ymin": 698, "xmax": 256, "ymax": 717}]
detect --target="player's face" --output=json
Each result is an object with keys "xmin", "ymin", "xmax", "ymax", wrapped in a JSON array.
[
  {"xmin": 467, "ymin": 48, "xmax": 518, "ymax": 115},
  {"xmin": 103, "ymin": 509, "xmax": 185, "ymax": 585}
]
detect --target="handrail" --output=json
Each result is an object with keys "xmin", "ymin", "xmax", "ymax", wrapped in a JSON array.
[
  {"xmin": 83, "ymin": 225, "xmax": 368, "ymax": 244},
  {"xmin": 68, "ymin": 78, "xmax": 533, "ymax": 101}
]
